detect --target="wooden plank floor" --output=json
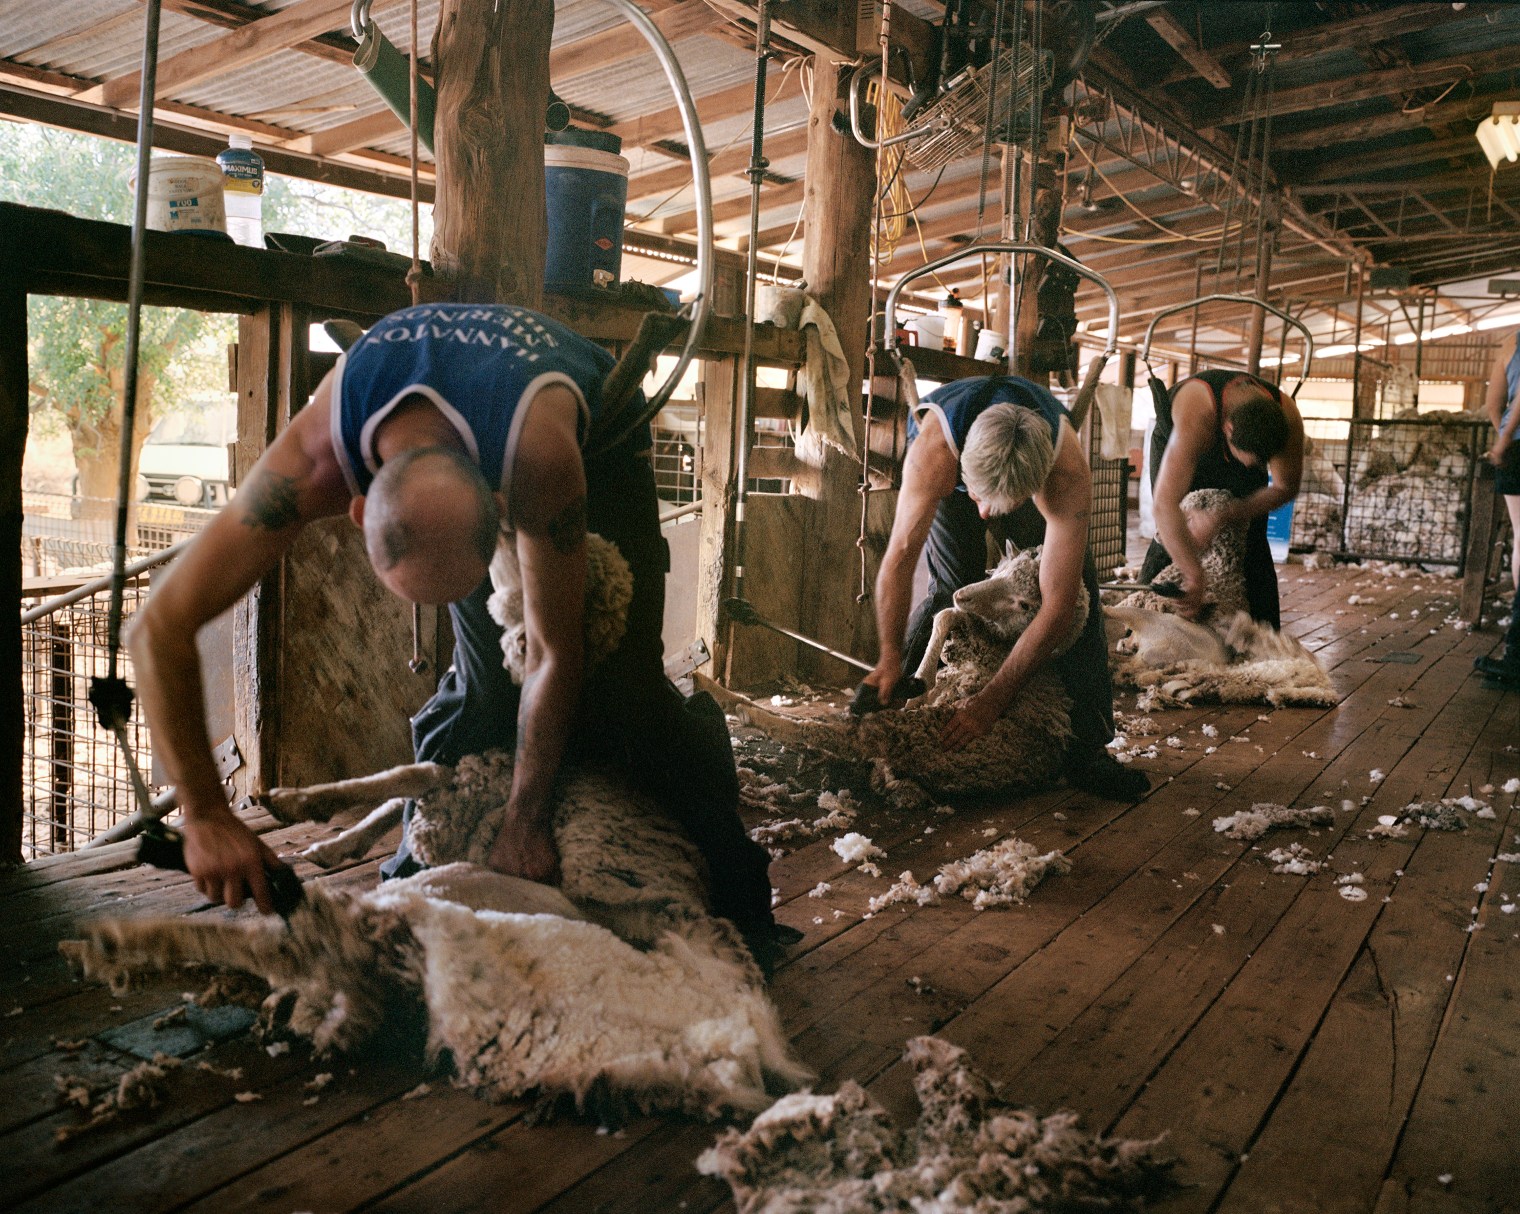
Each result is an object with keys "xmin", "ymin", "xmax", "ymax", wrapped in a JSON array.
[{"xmin": 3, "ymin": 562, "xmax": 1518, "ymax": 1213}]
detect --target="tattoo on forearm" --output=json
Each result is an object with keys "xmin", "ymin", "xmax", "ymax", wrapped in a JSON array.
[
  {"xmin": 239, "ymin": 471, "xmax": 302, "ymax": 531},
  {"xmin": 515, "ymin": 670, "xmax": 539, "ymax": 763},
  {"xmin": 1073, "ymin": 508, "xmax": 1090, "ymax": 522},
  {"xmin": 546, "ymin": 496, "xmax": 587, "ymax": 555}
]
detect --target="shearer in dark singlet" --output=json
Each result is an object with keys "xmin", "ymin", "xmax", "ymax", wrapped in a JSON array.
[{"xmin": 1141, "ymin": 368, "xmax": 1304, "ymax": 627}]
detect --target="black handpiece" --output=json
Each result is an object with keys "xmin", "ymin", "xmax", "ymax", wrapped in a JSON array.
[
  {"xmin": 138, "ymin": 820, "xmax": 304, "ymax": 918},
  {"xmin": 849, "ymin": 677, "xmax": 927, "ymax": 717}
]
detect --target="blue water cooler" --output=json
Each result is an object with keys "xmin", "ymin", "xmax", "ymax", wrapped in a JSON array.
[{"xmin": 544, "ymin": 129, "xmax": 629, "ymax": 293}]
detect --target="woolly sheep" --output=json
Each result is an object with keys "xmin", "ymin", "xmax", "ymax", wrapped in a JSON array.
[
  {"xmin": 1115, "ymin": 488, "xmax": 1247, "ymax": 619},
  {"xmin": 61, "ymin": 755, "xmax": 811, "ymax": 1122},
  {"xmin": 749, "ymin": 545, "xmax": 1079, "ymax": 801},
  {"xmin": 487, "ymin": 531, "xmax": 633, "ymax": 680}
]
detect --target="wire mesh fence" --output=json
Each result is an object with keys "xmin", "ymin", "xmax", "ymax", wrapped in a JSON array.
[
  {"xmin": 1290, "ymin": 414, "xmax": 1489, "ymax": 567},
  {"xmin": 1085, "ymin": 402, "xmax": 1130, "ymax": 579},
  {"xmin": 20, "ymin": 579, "xmax": 157, "ymax": 861},
  {"xmin": 17, "ymin": 492, "xmax": 213, "ymax": 861}
]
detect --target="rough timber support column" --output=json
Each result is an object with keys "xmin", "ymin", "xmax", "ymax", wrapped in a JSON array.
[
  {"xmin": 0, "ymin": 274, "xmax": 25, "ymax": 863},
  {"xmin": 795, "ymin": 58, "xmax": 876, "ymax": 680},
  {"xmin": 430, "ymin": 0, "xmax": 552, "ymax": 305},
  {"xmin": 1013, "ymin": 120, "xmax": 1067, "ymax": 380}
]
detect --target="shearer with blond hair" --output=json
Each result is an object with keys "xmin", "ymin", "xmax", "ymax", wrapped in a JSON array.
[{"xmin": 863, "ymin": 375, "xmax": 1149, "ymax": 801}]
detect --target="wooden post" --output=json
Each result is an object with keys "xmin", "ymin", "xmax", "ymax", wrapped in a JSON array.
[
  {"xmin": 430, "ymin": 0, "xmax": 553, "ymax": 305},
  {"xmin": 231, "ymin": 304, "xmax": 297, "ymax": 798},
  {"xmin": 1013, "ymin": 119, "xmax": 1067, "ymax": 381},
  {"xmin": 696, "ymin": 265, "xmax": 744, "ymax": 682},
  {"xmin": 794, "ymin": 59, "xmax": 877, "ymax": 679},
  {"xmin": 0, "ymin": 274, "xmax": 26, "ymax": 864},
  {"xmin": 1351, "ymin": 266, "xmax": 1366, "ymax": 417}
]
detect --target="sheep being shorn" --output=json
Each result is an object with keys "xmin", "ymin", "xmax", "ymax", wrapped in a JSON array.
[
  {"xmin": 697, "ymin": 1035, "xmax": 1178, "ymax": 1213},
  {"xmin": 1114, "ymin": 488, "xmax": 1248, "ymax": 619},
  {"xmin": 62, "ymin": 757, "xmax": 811, "ymax": 1121},
  {"xmin": 758, "ymin": 545, "xmax": 1082, "ymax": 801},
  {"xmin": 1104, "ymin": 491, "xmax": 1336, "ymax": 710}
]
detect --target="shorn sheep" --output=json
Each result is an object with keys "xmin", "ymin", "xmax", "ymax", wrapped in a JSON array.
[
  {"xmin": 61, "ymin": 531, "xmax": 811, "ymax": 1121},
  {"xmin": 745, "ymin": 545, "xmax": 1082, "ymax": 804},
  {"xmin": 698, "ymin": 1035, "xmax": 1178, "ymax": 1212},
  {"xmin": 1105, "ymin": 489, "xmax": 1337, "ymax": 710},
  {"xmin": 61, "ymin": 754, "xmax": 812, "ymax": 1121}
]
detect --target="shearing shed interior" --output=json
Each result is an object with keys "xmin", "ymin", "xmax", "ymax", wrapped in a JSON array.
[{"xmin": 3, "ymin": 1, "xmax": 1520, "ymax": 1211}]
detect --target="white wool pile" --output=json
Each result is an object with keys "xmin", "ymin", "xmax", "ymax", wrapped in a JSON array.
[
  {"xmin": 932, "ymin": 837, "xmax": 1072, "ymax": 909},
  {"xmin": 750, "ymin": 791, "xmax": 861, "ymax": 851},
  {"xmin": 866, "ymin": 838, "xmax": 1069, "ymax": 914},
  {"xmin": 831, "ymin": 833, "xmax": 884, "ymax": 865},
  {"xmin": 1265, "ymin": 844, "xmax": 1323, "ymax": 876},
  {"xmin": 697, "ymin": 1036, "xmax": 1177, "ymax": 1213},
  {"xmin": 1505, "ymin": 778, "xmax": 1520, "ymax": 795},
  {"xmin": 737, "ymin": 766, "xmax": 812, "ymax": 813},
  {"xmin": 487, "ymin": 532, "xmax": 633, "ymax": 683},
  {"xmin": 62, "ymin": 864, "xmax": 810, "ymax": 1122},
  {"xmin": 1393, "ymin": 797, "xmax": 1488, "ymax": 832},
  {"xmin": 1342, "ymin": 409, "xmax": 1483, "ymax": 563},
  {"xmin": 1213, "ymin": 802, "xmax": 1335, "ymax": 841},
  {"xmin": 62, "ymin": 751, "xmax": 813, "ymax": 1122}
]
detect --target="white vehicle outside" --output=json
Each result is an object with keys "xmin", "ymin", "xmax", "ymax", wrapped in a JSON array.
[{"xmin": 135, "ymin": 401, "xmax": 236, "ymax": 508}]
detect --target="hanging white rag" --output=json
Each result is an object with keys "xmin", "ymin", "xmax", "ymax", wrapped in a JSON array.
[
  {"xmin": 1094, "ymin": 382, "xmax": 1134, "ymax": 462},
  {"xmin": 758, "ymin": 286, "xmax": 859, "ymax": 461}
]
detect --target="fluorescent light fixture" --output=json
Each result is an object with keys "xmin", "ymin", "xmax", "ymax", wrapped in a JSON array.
[
  {"xmin": 1477, "ymin": 311, "xmax": 1520, "ymax": 330},
  {"xmin": 1318, "ymin": 343, "xmax": 1357, "ymax": 358},
  {"xmin": 1475, "ymin": 101, "xmax": 1520, "ymax": 169},
  {"xmin": 1259, "ymin": 353, "xmax": 1301, "ymax": 366},
  {"xmin": 1393, "ymin": 332, "xmax": 1419, "ymax": 345}
]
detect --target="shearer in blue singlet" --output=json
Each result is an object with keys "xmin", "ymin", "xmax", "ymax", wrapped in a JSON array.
[
  {"xmin": 128, "ymin": 302, "xmax": 781, "ymax": 955},
  {"xmin": 863, "ymin": 375, "xmax": 1150, "ymax": 802}
]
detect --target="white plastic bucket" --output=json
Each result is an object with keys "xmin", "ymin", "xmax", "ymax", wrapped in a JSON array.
[
  {"xmin": 132, "ymin": 155, "xmax": 226, "ymax": 234},
  {"xmin": 905, "ymin": 314, "xmax": 945, "ymax": 351}
]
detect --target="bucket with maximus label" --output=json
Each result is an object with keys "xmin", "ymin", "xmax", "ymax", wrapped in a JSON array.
[
  {"xmin": 132, "ymin": 155, "xmax": 226, "ymax": 234},
  {"xmin": 544, "ymin": 130, "xmax": 629, "ymax": 292}
]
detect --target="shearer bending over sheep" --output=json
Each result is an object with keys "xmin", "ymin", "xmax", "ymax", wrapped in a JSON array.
[
  {"xmin": 128, "ymin": 302, "xmax": 780, "ymax": 951},
  {"xmin": 862, "ymin": 375, "xmax": 1149, "ymax": 802},
  {"xmin": 1142, "ymin": 369, "xmax": 1304, "ymax": 627}
]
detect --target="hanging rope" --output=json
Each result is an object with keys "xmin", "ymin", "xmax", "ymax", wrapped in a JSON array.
[
  {"xmin": 87, "ymin": 0, "xmax": 163, "ymax": 825},
  {"xmin": 404, "ymin": 0, "xmax": 431, "ymax": 676},
  {"xmin": 859, "ymin": 1, "xmax": 897, "ymax": 604}
]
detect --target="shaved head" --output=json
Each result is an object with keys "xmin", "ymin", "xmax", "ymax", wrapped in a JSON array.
[{"xmin": 362, "ymin": 446, "xmax": 500, "ymax": 603}]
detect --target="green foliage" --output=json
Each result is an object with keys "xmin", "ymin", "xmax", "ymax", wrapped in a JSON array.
[{"xmin": 2, "ymin": 122, "xmax": 430, "ymax": 476}]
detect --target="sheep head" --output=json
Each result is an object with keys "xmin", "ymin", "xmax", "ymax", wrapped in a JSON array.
[{"xmin": 949, "ymin": 544, "xmax": 1089, "ymax": 655}]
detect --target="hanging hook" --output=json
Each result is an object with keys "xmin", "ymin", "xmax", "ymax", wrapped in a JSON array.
[
  {"xmin": 350, "ymin": 0, "xmax": 374, "ymax": 40},
  {"xmin": 408, "ymin": 601, "xmax": 430, "ymax": 676}
]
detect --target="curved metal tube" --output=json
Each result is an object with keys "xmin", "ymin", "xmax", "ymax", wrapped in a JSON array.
[
  {"xmin": 848, "ymin": 62, "xmax": 944, "ymax": 151},
  {"xmin": 350, "ymin": 0, "xmax": 372, "ymax": 40},
  {"xmin": 1140, "ymin": 293, "xmax": 1315, "ymax": 383},
  {"xmin": 600, "ymin": 0, "xmax": 713, "ymax": 414},
  {"xmin": 884, "ymin": 241, "xmax": 1119, "ymax": 363},
  {"xmin": 883, "ymin": 242, "xmax": 1120, "ymax": 431}
]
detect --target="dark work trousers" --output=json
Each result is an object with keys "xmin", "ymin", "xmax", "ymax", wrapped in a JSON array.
[
  {"xmin": 386, "ymin": 453, "xmax": 774, "ymax": 932},
  {"xmin": 900, "ymin": 491, "xmax": 1116, "ymax": 756},
  {"xmin": 1137, "ymin": 515, "xmax": 1281, "ymax": 629}
]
